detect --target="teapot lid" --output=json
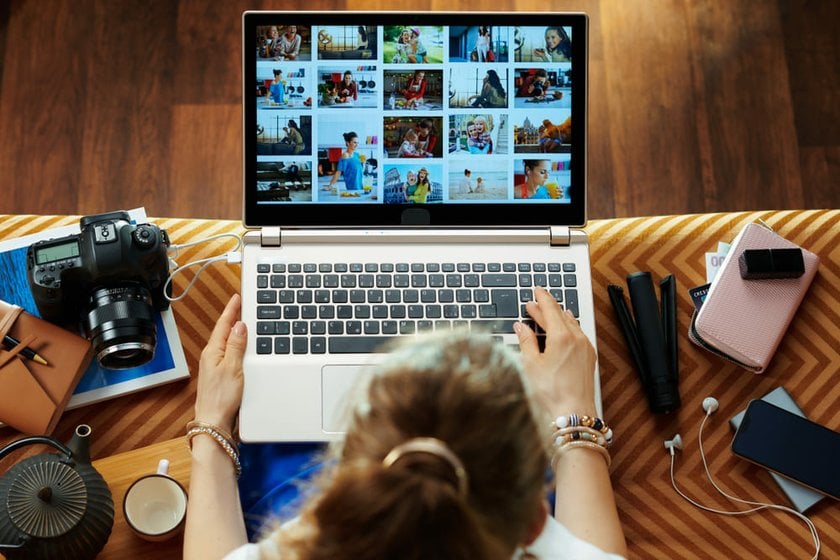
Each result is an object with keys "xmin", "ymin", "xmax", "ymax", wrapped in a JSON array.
[{"xmin": 7, "ymin": 462, "xmax": 86, "ymax": 538}]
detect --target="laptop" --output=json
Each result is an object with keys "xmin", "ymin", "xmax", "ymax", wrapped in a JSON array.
[{"xmin": 240, "ymin": 12, "xmax": 598, "ymax": 442}]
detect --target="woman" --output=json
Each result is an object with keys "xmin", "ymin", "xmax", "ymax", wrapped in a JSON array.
[
  {"xmin": 533, "ymin": 26, "xmax": 571, "ymax": 63},
  {"xmin": 407, "ymin": 166, "xmax": 432, "ymax": 203},
  {"xmin": 282, "ymin": 120, "xmax": 304, "ymax": 155},
  {"xmin": 327, "ymin": 132, "xmax": 363, "ymax": 192},
  {"xmin": 267, "ymin": 69, "xmax": 285, "ymax": 105},
  {"xmin": 183, "ymin": 288, "xmax": 626, "ymax": 559},
  {"xmin": 337, "ymin": 71, "xmax": 358, "ymax": 102},
  {"xmin": 468, "ymin": 69, "xmax": 506, "ymax": 108},
  {"xmin": 515, "ymin": 159, "xmax": 552, "ymax": 199},
  {"xmin": 277, "ymin": 25, "xmax": 301, "ymax": 60},
  {"xmin": 475, "ymin": 26, "xmax": 491, "ymax": 62},
  {"xmin": 400, "ymin": 70, "xmax": 426, "ymax": 108}
]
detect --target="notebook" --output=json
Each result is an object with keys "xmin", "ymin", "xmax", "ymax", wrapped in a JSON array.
[{"xmin": 240, "ymin": 12, "xmax": 599, "ymax": 442}]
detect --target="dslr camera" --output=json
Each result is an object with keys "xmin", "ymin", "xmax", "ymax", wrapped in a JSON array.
[{"xmin": 27, "ymin": 211, "xmax": 171, "ymax": 369}]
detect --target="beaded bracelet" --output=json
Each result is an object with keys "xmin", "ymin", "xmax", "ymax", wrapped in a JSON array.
[
  {"xmin": 553, "ymin": 426, "xmax": 610, "ymax": 448},
  {"xmin": 187, "ymin": 426, "xmax": 242, "ymax": 478},
  {"xmin": 186, "ymin": 420, "xmax": 236, "ymax": 444},
  {"xmin": 552, "ymin": 440, "xmax": 612, "ymax": 469},
  {"xmin": 551, "ymin": 414, "xmax": 613, "ymax": 447}
]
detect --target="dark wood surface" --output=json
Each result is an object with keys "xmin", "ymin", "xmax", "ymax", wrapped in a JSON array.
[{"xmin": 0, "ymin": 0, "xmax": 837, "ymax": 220}]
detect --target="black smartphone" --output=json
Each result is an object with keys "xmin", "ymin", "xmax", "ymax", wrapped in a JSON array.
[{"xmin": 731, "ymin": 399, "xmax": 840, "ymax": 500}]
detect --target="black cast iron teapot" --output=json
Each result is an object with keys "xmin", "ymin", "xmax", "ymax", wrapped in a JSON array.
[{"xmin": 0, "ymin": 424, "xmax": 114, "ymax": 559}]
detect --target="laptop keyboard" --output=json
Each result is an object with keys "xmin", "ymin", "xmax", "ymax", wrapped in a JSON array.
[{"xmin": 253, "ymin": 261, "xmax": 579, "ymax": 355}]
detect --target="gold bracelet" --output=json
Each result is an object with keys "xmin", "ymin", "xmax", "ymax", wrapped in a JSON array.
[
  {"xmin": 551, "ymin": 440, "xmax": 611, "ymax": 469},
  {"xmin": 186, "ymin": 420, "xmax": 236, "ymax": 444},
  {"xmin": 187, "ymin": 426, "xmax": 242, "ymax": 478},
  {"xmin": 553, "ymin": 426, "xmax": 610, "ymax": 448}
]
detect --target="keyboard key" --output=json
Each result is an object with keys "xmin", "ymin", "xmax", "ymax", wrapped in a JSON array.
[
  {"xmin": 278, "ymin": 290, "xmax": 294, "ymax": 303},
  {"xmin": 319, "ymin": 305, "xmax": 335, "ymax": 319},
  {"xmin": 418, "ymin": 320, "xmax": 434, "ymax": 332},
  {"xmin": 346, "ymin": 321, "xmax": 362, "ymax": 335},
  {"xmin": 365, "ymin": 263, "xmax": 379, "ymax": 272},
  {"xmin": 257, "ymin": 264, "xmax": 270, "ymax": 273},
  {"xmin": 471, "ymin": 319, "xmax": 518, "ymax": 334},
  {"xmin": 256, "ymin": 337, "xmax": 272, "ymax": 354},
  {"xmin": 257, "ymin": 275, "xmax": 268, "ymax": 289},
  {"xmin": 319, "ymin": 263, "xmax": 332, "ymax": 273},
  {"xmin": 491, "ymin": 289, "xmax": 519, "ymax": 317},
  {"xmin": 257, "ymin": 306, "xmax": 282, "ymax": 319},
  {"xmin": 273, "ymin": 337, "xmax": 290, "ymax": 354},
  {"xmin": 311, "ymin": 337, "xmax": 326, "ymax": 354},
  {"xmin": 311, "ymin": 321, "xmax": 326, "ymax": 335},
  {"xmin": 372, "ymin": 305, "xmax": 389, "ymax": 318},
  {"xmin": 292, "ymin": 337, "xmax": 308, "ymax": 354},
  {"xmin": 292, "ymin": 321, "xmax": 308, "ymax": 335},
  {"xmin": 503, "ymin": 263, "xmax": 516, "ymax": 272},
  {"xmin": 271, "ymin": 263, "xmax": 285, "ymax": 273},
  {"xmin": 329, "ymin": 336, "xmax": 398, "ymax": 353},
  {"xmin": 257, "ymin": 290, "xmax": 277, "ymax": 304},
  {"xmin": 288, "ymin": 263, "xmax": 301, "ymax": 273},
  {"xmin": 257, "ymin": 321, "xmax": 275, "ymax": 335},
  {"xmin": 337, "ymin": 305, "xmax": 353, "ymax": 319},
  {"xmin": 564, "ymin": 289, "xmax": 580, "ymax": 317},
  {"xmin": 296, "ymin": 290, "xmax": 312, "ymax": 303},
  {"xmin": 382, "ymin": 321, "xmax": 398, "ymax": 334},
  {"xmin": 283, "ymin": 306, "xmax": 300, "ymax": 319},
  {"xmin": 270, "ymin": 275, "xmax": 286, "ymax": 288},
  {"xmin": 563, "ymin": 263, "xmax": 576, "ymax": 272},
  {"xmin": 399, "ymin": 320, "xmax": 416, "ymax": 334},
  {"xmin": 364, "ymin": 320, "xmax": 380, "ymax": 334},
  {"xmin": 328, "ymin": 321, "xmax": 344, "ymax": 334},
  {"xmin": 563, "ymin": 274, "xmax": 578, "ymax": 287},
  {"xmin": 482, "ymin": 274, "xmax": 517, "ymax": 287},
  {"xmin": 288, "ymin": 275, "xmax": 304, "ymax": 288},
  {"xmin": 408, "ymin": 305, "xmax": 424, "ymax": 318},
  {"xmin": 315, "ymin": 290, "xmax": 330, "ymax": 303},
  {"xmin": 301, "ymin": 305, "xmax": 317, "ymax": 319}
]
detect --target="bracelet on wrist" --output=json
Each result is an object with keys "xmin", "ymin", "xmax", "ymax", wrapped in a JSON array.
[{"xmin": 186, "ymin": 425, "xmax": 242, "ymax": 478}]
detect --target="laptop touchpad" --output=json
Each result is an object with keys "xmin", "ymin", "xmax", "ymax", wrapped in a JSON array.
[{"xmin": 322, "ymin": 365, "xmax": 365, "ymax": 433}]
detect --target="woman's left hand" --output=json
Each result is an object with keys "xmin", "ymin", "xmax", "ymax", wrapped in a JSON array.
[{"xmin": 194, "ymin": 294, "xmax": 247, "ymax": 432}]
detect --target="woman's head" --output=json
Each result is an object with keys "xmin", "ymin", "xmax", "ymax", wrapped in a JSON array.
[
  {"xmin": 417, "ymin": 167, "xmax": 429, "ymax": 183},
  {"xmin": 286, "ymin": 25, "xmax": 298, "ymax": 36},
  {"xmin": 343, "ymin": 131, "xmax": 359, "ymax": 147},
  {"xmin": 485, "ymin": 70, "xmax": 505, "ymax": 96},
  {"xmin": 287, "ymin": 119, "xmax": 299, "ymax": 130},
  {"xmin": 524, "ymin": 159, "xmax": 550, "ymax": 185},
  {"xmin": 273, "ymin": 69, "xmax": 282, "ymax": 78},
  {"xmin": 343, "ymin": 71, "xmax": 354, "ymax": 83},
  {"xmin": 545, "ymin": 26, "xmax": 571, "ymax": 57},
  {"xmin": 283, "ymin": 332, "xmax": 548, "ymax": 559},
  {"xmin": 413, "ymin": 70, "xmax": 425, "ymax": 81}
]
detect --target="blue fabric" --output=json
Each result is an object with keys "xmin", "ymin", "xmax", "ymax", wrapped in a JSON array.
[{"xmin": 337, "ymin": 153, "xmax": 363, "ymax": 190}]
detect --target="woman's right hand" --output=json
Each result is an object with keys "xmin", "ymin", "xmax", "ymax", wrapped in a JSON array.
[{"xmin": 515, "ymin": 287, "xmax": 597, "ymax": 418}]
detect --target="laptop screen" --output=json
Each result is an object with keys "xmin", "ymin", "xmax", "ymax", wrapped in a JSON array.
[{"xmin": 243, "ymin": 12, "xmax": 588, "ymax": 228}]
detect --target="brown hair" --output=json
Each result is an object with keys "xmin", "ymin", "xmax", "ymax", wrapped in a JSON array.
[{"xmin": 268, "ymin": 332, "xmax": 549, "ymax": 559}]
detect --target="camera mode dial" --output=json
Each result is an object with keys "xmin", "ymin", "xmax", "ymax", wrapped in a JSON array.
[{"xmin": 131, "ymin": 225, "xmax": 157, "ymax": 249}]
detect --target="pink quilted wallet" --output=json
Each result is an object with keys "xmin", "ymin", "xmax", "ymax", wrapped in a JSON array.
[{"xmin": 688, "ymin": 223, "xmax": 819, "ymax": 372}]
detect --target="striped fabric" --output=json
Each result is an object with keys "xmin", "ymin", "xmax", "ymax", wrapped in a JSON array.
[{"xmin": 1, "ymin": 210, "xmax": 838, "ymax": 558}]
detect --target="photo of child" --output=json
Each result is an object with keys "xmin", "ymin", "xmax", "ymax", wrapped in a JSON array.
[
  {"xmin": 448, "ymin": 26, "xmax": 509, "ymax": 63},
  {"xmin": 513, "ymin": 26, "xmax": 571, "ymax": 63},
  {"xmin": 513, "ymin": 110, "xmax": 571, "ymax": 154},
  {"xmin": 257, "ymin": 25, "xmax": 312, "ymax": 61},
  {"xmin": 317, "ymin": 67, "xmax": 377, "ymax": 108},
  {"xmin": 448, "ymin": 68, "xmax": 508, "ymax": 108},
  {"xmin": 512, "ymin": 158, "xmax": 571, "ymax": 201},
  {"xmin": 316, "ymin": 26, "xmax": 377, "ymax": 60},
  {"xmin": 513, "ymin": 67, "xmax": 572, "ymax": 108},
  {"xmin": 384, "ymin": 70, "xmax": 443, "ymax": 111},
  {"xmin": 383, "ymin": 164, "xmax": 443, "ymax": 204},
  {"xmin": 384, "ymin": 117, "xmax": 443, "ymax": 158},
  {"xmin": 383, "ymin": 26, "xmax": 444, "ymax": 64},
  {"xmin": 447, "ymin": 160, "xmax": 508, "ymax": 201},
  {"xmin": 256, "ymin": 160, "xmax": 312, "ymax": 203},
  {"xmin": 448, "ymin": 114, "xmax": 507, "ymax": 155}
]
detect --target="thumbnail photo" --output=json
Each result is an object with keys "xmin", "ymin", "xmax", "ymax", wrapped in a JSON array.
[
  {"xmin": 384, "ymin": 117, "xmax": 443, "ymax": 158},
  {"xmin": 513, "ymin": 26, "xmax": 572, "ymax": 63},
  {"xmin": 383, "ymin": 70, "xmax": 444, "ymax": 110},
  {"xmin": 449, "ymin": 25, "xmax": 510, "ymax": 63},
  {"xmin": 382, "ymin": 164, "xmax": 443, "ymax": 204},
  {"xmin": 383, "ymin": 26, "xmax": 444, "ymax": 64},
  {"xmin": 317, "ymin": 117, "xmax": 380, "ymax": 202},
  {"xmin": 448, "ymin": 114, "xmax": 508, "ymax": 155},
  {"xmin": 257, "ymin": 66, "xmax": 312, "ymax": 110},
  {"xmin": 317, "ymin": 66, "xmax": 378, "ymax": 108},
  {"xmin": 513, "ymin": 111, "xmax": 571, "ymax": 154},
  {"xmin": 257, "ymin": 25, "xmax": 311, "ymax": 61},
  {"xmin": 513, "ymin": 67, "xmax": 572, "ymax": 109},
  {"xmin": 448, "ymin": 68, "xmax": 508, "ymax": 109},
  {"xmin": 256, "ymin": 115, "xmax": 311, "ymax": 156},
  {"xmin": 448, "ymin": 160, "xmax": 509, "ymax": 201},
  {"xmin": 316, "ymin": 25, "xmax": 377, "ymax": 60},
  {"xmin": 513, "ymin": 158, "xmax": 571, "ymax": 201},
  {"xmin": 256, "ymin": 160, "xmax": 313, "ymax": 203}
]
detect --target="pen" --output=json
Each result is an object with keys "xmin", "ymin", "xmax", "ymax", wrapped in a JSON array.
[{"xmin": 2, "ymin": 334, "xmax": 49, "ymax": 365}]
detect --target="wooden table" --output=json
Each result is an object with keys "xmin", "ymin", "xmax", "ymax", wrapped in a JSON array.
[{"xmin": 1, "ymin": 210, "xmax": 839, "ymax": 559}]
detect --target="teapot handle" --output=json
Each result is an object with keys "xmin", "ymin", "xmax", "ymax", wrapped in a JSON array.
[{"xmin": 0, "ymin": 436, "xmax": 73, "ymax": 461}]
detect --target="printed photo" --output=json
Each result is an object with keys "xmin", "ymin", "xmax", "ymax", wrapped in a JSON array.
[
  {"xmin": 449, "ymin": 26, "xmax": 509, "ymax": 63},
  {"xmin": 256, "ymin": 66, "xmax": 312, "ymax": 110},
  {"xmin": 316, "ymin": 26, "xmax": 377, "ymax": 60},
  {"xmin": 256, "ymin": 114, "xmax": 311, "ymax": 156},
  {"xmin": 256, "ymin": 160, "xmax": 313, "ymax": 203},
  {"xmin": 383, "ymin": 26, "xmax": 444, "ymax": 64},
  {"xmin": 513, "ymin": 67, "xmax": 572, "ymax": 108},
  {"xmin": 317, "ymin": 67, "xmax": 377, "ymax": 108},
  {"xmin": 448, "ymin": 160, "xmax": 509, "ymax": 201},
  {"xmin": 382, "ymin": 164, "xmax": 443, "ymax": 204},
  {"xmin": 513, "ymin": 158, "xmax": 571, "ymax": 201},
  {"xmin": 448, "ymin": 114, "xmax": 508, "ymax": 155},
  {"xmin": 383, "ymin": 70, "xmax": 444, "ymax": 111},
  {"xmin": 316, "ymin": 117, "xmax": 380, "ymax": 202},
  {"xmin": 513, "ymin": 112, "xmax": 571, "ymax": 154},
  {"xmin": 257, "ymin": 25, "xmax": 311, "ymax": 61},
  {"xmin": 384, "ymin": 117, "xmax": 443, "ymax": 158},
  {"xmin": 448, "ymin": 67, "xmax": 508, "ymax": 109},
  {"xmin": 513, "ymin": 26, "xmax": 572, "ymax": 63}
]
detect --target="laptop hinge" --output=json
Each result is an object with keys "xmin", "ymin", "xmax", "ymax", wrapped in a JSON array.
[
  {"xmin": 261, "ymin": 226, "xmax": 281, "ymax": 247},
  {"xmin": 549, "ymin": 226, "xmax": 571, "ymax": 247}
]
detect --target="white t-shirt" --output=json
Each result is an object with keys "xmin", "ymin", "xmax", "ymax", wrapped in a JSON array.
[{"xmin": 222, "ymin": 515, "xmax": 625, "ymax": 560}]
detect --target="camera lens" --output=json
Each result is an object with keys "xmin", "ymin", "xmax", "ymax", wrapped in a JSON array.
[{"xmin": 83, "ymin": 284, "xmax": 157, "ymax": 369}]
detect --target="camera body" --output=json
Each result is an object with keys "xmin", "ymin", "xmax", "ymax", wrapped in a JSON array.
[{"xmin": 27, "ymin": 211, "xmax": 171, "ymax": 369}]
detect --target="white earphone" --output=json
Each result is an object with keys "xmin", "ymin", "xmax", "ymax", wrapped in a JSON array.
[{"xmin": 665, "ymin": 397, "xmax": 820, "ymax": 559}]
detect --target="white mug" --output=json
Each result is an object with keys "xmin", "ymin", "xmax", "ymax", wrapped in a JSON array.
[{"xmin": 123, "ymin": 459, "xmax": 188, "ymax": 541}]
